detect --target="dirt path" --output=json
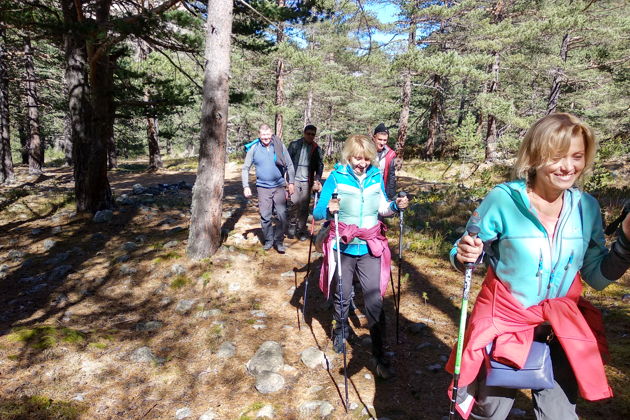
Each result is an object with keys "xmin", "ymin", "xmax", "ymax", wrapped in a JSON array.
[{"xmin": 0, "ymin": 163, "xmax": 628, "ymax": 419}]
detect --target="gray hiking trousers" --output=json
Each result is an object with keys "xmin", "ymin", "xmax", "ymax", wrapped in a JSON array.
[
  {"xmin": 289, "ymin": 180, "xmax": 311, "ymax": 235},
  {"xmin": 257, "ymin": 186, "xmax": 288, "ymax": 244},
  {"xmin": 470, "ymin": 337, "xmax": 578, "ymax": 420}
]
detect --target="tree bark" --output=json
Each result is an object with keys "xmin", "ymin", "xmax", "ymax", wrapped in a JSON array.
[
  {"xmin": 0, "ymin": 26, "xmax": 15, "ymax": 183},
  {"xmin": 484, "ymin": 51, "xmax": 500, "ymax": 162},
  {"xmin": 546, "ymin": 33, "xmax": 570, "ymax": 115},
  {"xmin": 147, "ymin": 111, "xmax": 162, "ymax": 171},
  {"xmin": 187, "ymin": 0, "xmax": 233, "ymax": 259},
  {"xmin": 425, "ymin": 74, "xmax": 443, "ymax": 159},
  {"xmin": 24, "ymin": 37, "xmax": 44, "ymax": 175},
  {"xmin": 57, "ymin": 113, "xmax": 73, "ymax": 166},
  {"xmin": 274, "ymin": 0, "xmax": 285, "ymax": 139},
  {"xmin": 19, "ymin": 112, "xmax": 29, "ymax": 164},
  {"xmin": 394, "ymin": 19, "xmax": 416, "ymax": 171}
]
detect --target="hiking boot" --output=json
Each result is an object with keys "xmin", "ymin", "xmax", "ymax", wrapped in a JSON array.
[
  {"xmin": 333, "ymin": 332, "xmax": 345, "ymax": 354},
  {"xmin": 374, "ymin": 356, "xmax": 395, "ymax": 380},
  {"xmin": 263, "ymin": 241, "xmax": 273, "ymax": 251},
  {"xmin": 298, "ymin": 232, "xmax": 309, "ymax": 241},
  {"xmin": 332, "ymin": 326, "xmax": 358, "ymax": 354},
  {"xmin": 275, "ymin": 242, "xmax": 286, "ymax": 253}
]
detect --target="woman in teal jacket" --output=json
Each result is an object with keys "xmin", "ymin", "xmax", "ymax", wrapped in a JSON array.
[
  {"xmin": 452, "ymin": 113, "xmax": 630, "ymax": 419},
  {"xmin": 314, "ymin": 134, "xmax": 408, "ymax": 379}
]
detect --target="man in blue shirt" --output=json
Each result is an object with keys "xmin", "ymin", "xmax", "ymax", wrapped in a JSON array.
[{"xmin": 242, "ymin": 124, "xmax": 295, "ymax": 253}]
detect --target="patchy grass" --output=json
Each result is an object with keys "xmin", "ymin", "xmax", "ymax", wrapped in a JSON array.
[
  {"xmin": 154, "ymin": 251, "xmax": 182, "ymax": 263},
  {"xmin": 7, "ymin": 326, "xmax": 86, "ymax": 350},
  {"xmin": 0, "ymin": 395, "xmax": 86, "ymax": 419},
  {"xmin": 238, "ymin": 402, "xmax": 267, "ymax": 420},
  {"xmin": 164, "ymin": 157, "xmax": 198, "ymax": 171},
  {"xmin": 169, "ymin": 274, "xmax": 190, "ymax": 289}
]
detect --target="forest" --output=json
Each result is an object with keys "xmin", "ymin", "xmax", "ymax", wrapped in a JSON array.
[{"xmin": 0, "ymin": 1, "xmax": 629, "ymax": 419}]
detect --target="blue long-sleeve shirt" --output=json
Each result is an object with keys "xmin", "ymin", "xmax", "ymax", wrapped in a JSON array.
[{"xmin": 242, "ymin": 140, "xmax": 295, "ymax": 189}]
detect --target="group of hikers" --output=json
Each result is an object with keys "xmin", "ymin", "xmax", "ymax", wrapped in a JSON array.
[{"xmin": 241, "ymin": 113, "xmax": 630, "ymax": 419}]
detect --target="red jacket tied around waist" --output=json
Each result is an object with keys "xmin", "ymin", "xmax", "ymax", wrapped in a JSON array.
[
  {"xmin": 446, "ymin": 266, "xmax": 612, "ymax": 412},
  {"xmin": 319, "ymin": 220, "xmax": 391, "ymax": 299}
]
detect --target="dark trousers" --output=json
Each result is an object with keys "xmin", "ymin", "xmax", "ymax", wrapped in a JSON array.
[
  {"xmin": 289, "ymin": 180, "xmax": 311, "ymax": 235},
  {"xmin": 257, "ymin": 186, "xmax": 288, "ymax": 244},
  {"xmin": 332, "ymin": 251, "xmax": 383, "ymax": 332}
]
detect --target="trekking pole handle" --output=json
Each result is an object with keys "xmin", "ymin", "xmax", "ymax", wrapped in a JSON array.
[
  {"xmin": 464, "ymin": 225, "xmax": 481, "ymax": 269},
  {"xmin": 331, "ymin": 192, "xmax": 339, "ymax": 214}
]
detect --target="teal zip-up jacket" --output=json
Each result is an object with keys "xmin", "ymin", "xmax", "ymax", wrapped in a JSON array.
[
  {"xmin": 314, "ymin": 164, "xmax": 398, "ymax": 255},
  {"xmin": 450, "ymin": 179, "xmax": 614, "ymax": 308}
]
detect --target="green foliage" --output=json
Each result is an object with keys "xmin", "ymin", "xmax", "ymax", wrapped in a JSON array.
[
  {"xmin": 598, "ymin": 137, "xmax": 630, "ymax": 160},
  {"xmin": 8, "ymin": 326, "xmax": 86, "ymax": 350},
  {"xmin": 452, "ymin": 113, "xmax": 483, "ymax": 161},
  {"xmin": 169, "ymin": 275, "xmax": 190, "ymax": 289},
  {"xmin": 583, "ymin": 163, "xmax": 614, "ymax": 192},
  {"xmin": 0, "ymin": 395, "xmax": 86, "ymax": 419}
]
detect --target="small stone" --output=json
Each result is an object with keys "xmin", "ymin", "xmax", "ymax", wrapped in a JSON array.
[
  {"xmin": 175, "ymin": 407, "xmax": 191, "ymax": 419},
  {"xmin": 307, "ymin": 385, "xmax": 323, "ymax": 394},
  {"xmin": 280, "ymin": 270, "xmax": 294, "ymax": 278},
  {"xmin": 622, "ymin": 294, "xmax": 630, "ymax": 304},
  {"xmin": 199, "ymin": 409, "xmax": 217, "ymax": 420},
  {"xmin": 298, "ymin": 401, "xmax": 334, "ymax": 418},
  {"xmin": 135, "ymin": 321, "xmax": 163, "ymax": 332},
  {"xmin": 247, "ymin": 341, "xmax": 284, "ymax": 375},
  {"xmin": 171, "ymin": 264, "xmax": 186, "ymax": 276},
  {"xmin": 255, "ymin": 371, "xmax": 285, "ymax": 394},
  {"xmin": 228, "ymin": 283, "xmax": 241, "ymax": 292},
  {"xmin": 122, "ymin": 242, "xmax": 139, "ymax": 252},
  {"xmin": 43, "ymin": 239, "xmax": 57, "ymax": 251},
  {"xmin": 31, "ymin": 228, "xmax": 43, "ymax": 236},
  {"xmin": 8, "ymin": 250, "xmax": 25, "ymax": 261},
  {"xmin": 349, "ymin": 402, "xmax": 359, "ymax": 410},
  {"xmin": 48, "ymin": 265, "xmax": 72, "ymax": 282},
  {"xmin": 91, "ymin": 232, "xmax": 106, "ymax": 241},
  {"xmin": 130, "ymin": 346, "xmax": 156, "ymax": 363},
  {"xmin": 135, "ymin": 235, "xmax": 147, "ymax": 244},
  {"xmin": 251, "ymin": 310, "xmax": 266, "ymax": 318},
  {"xmin": 72, "ymin": 393, "xmax": 85, "ymax": 402},
  {"xmin": 52, "ymin": 226, "xmax": 62, "ymax": 234},
  {"xmin": 93, "ymin": 210, "xmax": 113, "ymax": 223},
  {"xmin": 158, "ymin": 218, "xmax": 177, "ymax": 226},
  {"xmin": 256, "ymin": 404, "xmax": 274, "ymax": 418},
  {"xmin": 216, "ymin": 342, "xmax": 236, "ymax": 359},
  {"xmin": 164, "ymin": 240, "xmax": 179, "ymax": 249},
  {"xmin": 252, "ymin": 324, "xmax": 266, "ymax": 330},
  {"xmin": 119, "ymin": 264, "xmax": 137, "ymax": 275},
  {"xmin": 167, "ymin": 226, "xmax": 184, "ymax": 235},
  {"xmin": 132, "ymin": 184, "xmax": 145, "ymax": 195},
  {"xmin": 301, "ymin": 347, "xmax": 328, "ymax": 369},
  {"xmin": 175, "ymin": 299, "xmax": 196, "ymax": 314},
  {"xmin": 364, "ymin": 373, "xmax": 372, "ymax": 380},
  {"xmin": 115, "ymin": 255, "xmax": 131, "ymax": 263},
  {"xmin": 408, "ymin": 322, "xmax": 428, "ymax": 334}
]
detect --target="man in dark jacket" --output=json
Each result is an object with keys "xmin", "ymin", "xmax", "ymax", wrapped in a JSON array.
[
  {"xmin": 373, "ymin": 123, "xmax": 397, "ymax": 200},
  {"xmin": 242, "ymin": 124, "xmax": 295, "ymax": 253},
  {"xmin": 287, "ymin": 125, "xmax": 323, "ymax": 241}
]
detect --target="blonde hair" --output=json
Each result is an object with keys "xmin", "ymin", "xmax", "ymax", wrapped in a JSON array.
[
  {"xmin": 514, "ymin": 113, "xmax": 597, "ymax": 182},
  {"xmin": 341, "ymin": 135, "xmax": 378, "ymax": 167}
]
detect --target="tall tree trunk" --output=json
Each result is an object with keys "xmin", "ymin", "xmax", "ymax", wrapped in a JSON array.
[
  {"xmin": 187, "ymin": 0, "xmax": 233, "ymax": 259},
  {"xmin": 274, "ymin": 0, "xmax": 285, "ymax": 139},
  {"xmin": 324, "ymin": 104, "xmax": 334, "ymax": 157},
  {"xmin": 63, "ymin": 0, "xmax": 92, "ymax": 210},
  {"xmin": 57, "ymin": 113, "xmax": 73, "ymax": 166},
  {"xmin": 0, "ymin": 26, "xmax": 15, "ymax": 183},
  {"xmin": 484, "ymin": 51, "xmax": 500, "ymax": 162},
  {"xmin": 394, "ymin": 19, "xmax": 416, "ymax": 171},
  {"xmin": 546, "ymin": 33, "xmax": 570, "ymax": 115},
  {"xmin": 147, "ymin": 109, "xmax": 162, "ymax": 171},
  {"xmin": 304, "ymin": 87, "xmax": 313, "ymax": 125},
  {"xmin": 425, "ymin": 74, "xmax": 443, "ymax": 159},
  {"xmin": 24, "ymin": 37, "xmax": 44, "ymax": 175},
  {"xmin": 19, "ymin": 112, "xmax": 29, "ymax": 164}
]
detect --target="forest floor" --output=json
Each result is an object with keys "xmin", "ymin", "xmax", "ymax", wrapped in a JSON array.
[{"xmin": 0, "ymin": 159, "xmax": 628, "ymax": 420}]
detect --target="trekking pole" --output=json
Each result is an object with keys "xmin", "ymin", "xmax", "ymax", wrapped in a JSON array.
[
  {"xmin": 332, "ymin": 192, "xmax": 349, "ymax": 411},
  {"xmin": 395, "ymin": 191, "xmax": 407, "ymax": 344},
  {"xmin": 449, "ymin": 222, "xmax": 481, "ymax": 420},
  {"xmin": 302, "ymin": 191, "xmax": 319, "ymax": 324}
]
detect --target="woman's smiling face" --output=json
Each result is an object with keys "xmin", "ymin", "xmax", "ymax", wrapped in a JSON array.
[
  {"xmin": 349, "ymin": 155, "xmax": 370, "ymax": 176},
  {"xmin": 534, "ymin": 133, "xmax": 586, "ymax": 194}
]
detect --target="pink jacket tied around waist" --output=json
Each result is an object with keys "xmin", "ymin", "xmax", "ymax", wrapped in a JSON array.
[
  {"xmin": 319, "ymin": 221, "xmax": 391, "ymax": 299},
  {"xmin": 446, "ymin": 267, "xmax": 612, "ymax": 418}
]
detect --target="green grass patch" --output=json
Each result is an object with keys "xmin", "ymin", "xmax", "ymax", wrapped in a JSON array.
[
  {"xmin": 164, "ymin": 157, "xmax": 198, "ymax": 171},
  {"xmin": 0, "ymin": 395, "xmax": 86, "ymax": 419},
  {"xmin": 7, "ymin": 326, "xmax": 86, "ymax": 350},
  {"xmin": 169, "ymin": 275, "xmax": 190, "ymax": 289},
  {"xmin": 154, "ymin": 251, "xmax": 181, "ymax": 263},
  {"xmin": 238, "ymin": 402, "xmax": 267, "ymax": 420}
]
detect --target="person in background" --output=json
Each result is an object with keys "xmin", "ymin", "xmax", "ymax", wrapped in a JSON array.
[
  {"xmin": 288, "ymin": 125, "xmax": 323, "ymax": 241},
  {"xmin": 314, "ymin": 134, "xmax": 408, "ymax": 379},
  {"xmin": 373, "ymin": 123, "xmax": 397, "ymax": 200},
  {"xmin": 447, "ymin": 113, "xmax": 630, "ymax": 419},
  {"xmin": 242, "ymin": 124, "xmax": 295, "ymax": 253}
]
